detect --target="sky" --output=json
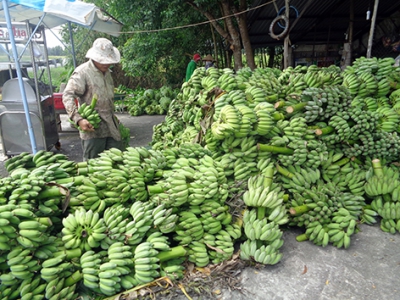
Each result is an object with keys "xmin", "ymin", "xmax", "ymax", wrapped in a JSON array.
[{"xmin": 45, "ymin": 27, "xmax": 64, "ymax": 48}]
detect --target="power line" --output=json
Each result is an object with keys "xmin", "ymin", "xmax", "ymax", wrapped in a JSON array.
[{"xmin": 115, "ymin": 1, "xmax": 274, "ymax": 35}]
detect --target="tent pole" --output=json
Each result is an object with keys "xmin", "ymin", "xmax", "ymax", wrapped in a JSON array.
[
  {"xmin": 2, "ymin": 0, "xmax": 38, "ymax": 154},
  {"xmin": 366, "ymin": 0, "xmax": 379, "ymax": 58},
  {"xmin": 68, "ymin": 22, "xmax": 77, "ymax": 68}
]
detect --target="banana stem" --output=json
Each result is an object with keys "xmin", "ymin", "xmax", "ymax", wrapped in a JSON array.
[
  {"xmin": 295, "ymin": 233, "xmax": 309, "ymax": 242},
  {"xmin": 372, "ymin": 159, "xmax": 383, "ymax": 177},
  {"xmin": 258, "ymin": 144, "xmax": 294, "ymax": 155},
  {"xmin": 76, "ymin": 162, "xmax": 87, "ymax": 168},
  {"xmin": 90, "ymin": 94, "xmax": 98, "ymax": 109},
  {"xmin": 77, "ymin": 167, "xmax": 88, "ymax": 175},
  {"xmin": 157, "ymin": 245, "xmax": 187, "ymax": 262},
  {"xmin": 315, "ymin": 126, "xmax": 334, "ymax": 136},
  {"xmin": 274, "ymin": 100, "xmax": 286, "ymax": 109},
  {"xmin": 54, "ymin": 248, "xmax": 82, "ymax": 260},
  {"xmin": 55, "ymin": 176, "xmax": 85, "ymax": 185},
  {"xmin": 64, "ymin": 270, "xmax": 82, "ymax": 287},
  {"xmin": 275, "ymin": 164, "xmax": 294, "ymax": 178},
  {"xmin": 147, "ymin": 185, "xmax": 165, "ymax": 195},
  {"xmin": 289, "ymin": 205, "xmax": 312, "ymax": 215},
  {"xmin": 286, "ymin": 102, "xmax": 307, "ymax": 114},
  {"xmin": 37, "ymin": 186, "xmax": 66, "ymax": 200}
]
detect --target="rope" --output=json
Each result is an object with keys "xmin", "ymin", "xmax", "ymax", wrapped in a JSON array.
[{"xmin": 100, "ymin": 1, "xmax": 276, "ymax": 35}]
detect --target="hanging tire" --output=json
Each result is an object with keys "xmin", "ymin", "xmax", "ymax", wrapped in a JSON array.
[{"xmin": 269, "ymin": 15, "xmax": 289, "ymax": 40}]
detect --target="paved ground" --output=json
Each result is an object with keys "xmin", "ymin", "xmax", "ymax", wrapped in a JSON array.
[{"xmin": 1, "ymin": 114, "xmax": 400, "ymax": 299}]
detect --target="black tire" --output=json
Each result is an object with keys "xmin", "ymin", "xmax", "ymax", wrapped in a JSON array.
[{"xmin": 269, "ymin": 15, "xmax": 289, "ymax": 40}]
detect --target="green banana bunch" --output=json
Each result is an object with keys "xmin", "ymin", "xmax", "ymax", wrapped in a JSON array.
[
  {"xmin": 174, "ymin": 211, "xmax": 204, "ymax": 245},
  {"xmin": 101, "ymin": 204, "xmax": 130, "ymax": 249},
  {"xmin": 97, "ymin": 241, "xmax": 134, "ymax": 296},
  {"xmin": 4, "ymin": 151, "xmax": 34, "ymax": 173},
  {"xmin": 61, "ymin": 208, "xmax": 107, "ymax": 251},
  {"xmin": 160, "ymin": 258, "xmax": 186, "ymax": 280},
  {"xmin": 240, "ymin": 239, "xmax": 283, "ymax": 265},
  {"xmin": 76, "ymin": 93, "xmax": 101, "ymax": 130},
  {"xmin": 80, "ymin": 249, "xmax": 103, "ymax": 290},
  {"xmin": 133, "ymin": 242, "xmax": 160, "ymax": 284},
  {"xmin": 126, "ymin": 201, "xmax": 154, "ymax": 245}
]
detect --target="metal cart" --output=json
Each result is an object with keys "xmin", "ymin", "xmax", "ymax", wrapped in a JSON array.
[{"xmin": 0, "ymin": 77, "xmax": 59, "ymax": 157}]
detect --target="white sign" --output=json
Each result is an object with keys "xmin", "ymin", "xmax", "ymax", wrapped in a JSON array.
[{"xmin": 0, "ymin": 22, "xmax": 41, "ymax": 41}]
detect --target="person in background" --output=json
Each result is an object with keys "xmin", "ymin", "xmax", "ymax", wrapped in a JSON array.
[
  {"xmin": 62, "ymin": 38, "xmax": 123, "ymax": 161},
  {"xmin": 186, "ymin": 53, "xmax": 201, "ymax": 81},
  {"xmin": 203, "ymin": 54, "xmax": 215, "ymax": 70}
]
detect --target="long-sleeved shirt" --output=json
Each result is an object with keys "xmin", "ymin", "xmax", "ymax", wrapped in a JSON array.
[
  {"xmin": 62, "ymin": 59, "xmax": 121, "ymax": 141},
  {"xmin": 185, "ymin": 60, "xmax": 197, "ymax": 82}
]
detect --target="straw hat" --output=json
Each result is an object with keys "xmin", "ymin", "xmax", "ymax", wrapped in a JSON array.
[
  {"xmin": 86, "ymin": 38, "xmax": 121, "ymax": 64},
  {"xmin": 203, "ymin": 54, "xmax": 214, "ymax": 61}
]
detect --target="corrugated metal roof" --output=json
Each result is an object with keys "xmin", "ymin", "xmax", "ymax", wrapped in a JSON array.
[{"xmin": 247, "ymin": 0, "xmax": 400, "ymax": 48}]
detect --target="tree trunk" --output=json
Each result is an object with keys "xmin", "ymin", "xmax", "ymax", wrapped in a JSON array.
[
  {"xmin": 267, "ymin": 47, "xmax": 275, "ymax": 68},
  {"xmin": 220, "ymin": 1, "xmax": 242, "ymax": 70},
  {"xmin": 186, "ymin": 0, "xmax": 243, "ymax": 70},
  {"xmin": 233, "ymin": 0, "xmax": 256, "ymax": 70}
]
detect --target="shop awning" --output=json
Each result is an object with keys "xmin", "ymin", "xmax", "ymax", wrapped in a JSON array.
[{"xmin": 0, "ymin": 0, "xmax": 122, "ymax": 35}]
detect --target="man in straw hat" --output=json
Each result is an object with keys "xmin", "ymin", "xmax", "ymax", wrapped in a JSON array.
[
  {"xmin": 203, "ymin": 54, "xmax": 215, "ymax": 70},
  {"xmin": 63, "ymin": 38, "xmax": 123, "ymax": 160}
]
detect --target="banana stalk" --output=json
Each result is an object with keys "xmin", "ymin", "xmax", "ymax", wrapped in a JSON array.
[
  {"xmin": 286, "ymin": 102, "xmax": 307, "ymax": 114},
  {"xmin": 295, "ymin": 233, "xmax": 308, "ymax": 242},
  {"xmin": 37, "ymin": 186, "xmax": 67, "ymax": 199},
  {"xmin": 55, "ymin": 175, "xmax": 85, "ymax": 185},
  {"xmin": 289, "ymin": 204, "xmax": 314, "ymax": 215},
  {"xmin": 54, "ymin": 248, "xmax": 82, "ymax": 260},
  {"xmin": 258, "ymin": 144, "xmax": 294, "ymax": 155},
  {"xmin": 371, "ymin": 159, "xmax": 384, "ymax": 177},
  {"xmin": 275, "ymin": 164, "xmax": 294, "ymax": 179},
  {"xmin": 147, "ymin": 184, "xmax": 165, "ymax": 195},
  {"xmin": 64, "ymin": 270, "xmax": 83, "ymax": 287},
  {"xmin": 156, "ymin": 245, "xmax": 187, "ymax": 262},
  {"xmin": 90, "ymin": 93, "xmax": 98, "ymax": 109},
  {"xmin": 315, "ymin": 126, "xmax": 334, "ymax": 136}
]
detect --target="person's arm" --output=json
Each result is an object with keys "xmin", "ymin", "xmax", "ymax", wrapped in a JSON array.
[{"xmin": 62, "ymin": 70, "xmax": 94, "ymax": 132}]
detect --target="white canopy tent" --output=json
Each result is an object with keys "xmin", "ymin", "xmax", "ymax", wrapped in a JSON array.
[{"xmin": 0, "ymin": 0, "xmax": 122, "ymax": 154}]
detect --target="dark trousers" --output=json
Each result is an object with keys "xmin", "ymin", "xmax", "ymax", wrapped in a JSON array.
[{"xmin": 81, "ymin": 137, "xmax": 122, "ymax": 161}]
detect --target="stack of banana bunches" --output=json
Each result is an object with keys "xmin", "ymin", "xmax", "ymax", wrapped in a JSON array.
[{"xmin": 1, "ymin": 56, "xmax": 400, "ymax": 299}]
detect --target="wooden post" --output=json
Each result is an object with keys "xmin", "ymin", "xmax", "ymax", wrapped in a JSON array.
[
  {"xmin": 345, "ymin": 0, "xmax": 354, "ymax": 66},
  {"xmin": 210, "ymin": 23, "xmax": 218, "ymax": 65},
  {"xmin": 283, "ymin": 0, "xmax": 290, "ymax": 69},
  {"xmin": 366, "ymin": 0, "xmax": 379, "ymax": 58}
]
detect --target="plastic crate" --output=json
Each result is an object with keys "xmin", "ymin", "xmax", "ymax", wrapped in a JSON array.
[
  {"xmin": 53, "ymin": 93, "xmax": 78, "ymax": 112},
  {"xmin": 53, "ymin": 93, "xmax": 65, "ymax": 111}
]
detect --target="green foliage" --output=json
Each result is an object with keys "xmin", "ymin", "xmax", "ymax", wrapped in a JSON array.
[
  {"xmin": 96, "ymin": 0, "xmax": 211, "ymax": 86},
  {"xmin": 28, "ymin": 66, "xmax": 72, "ymax": 93}
]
